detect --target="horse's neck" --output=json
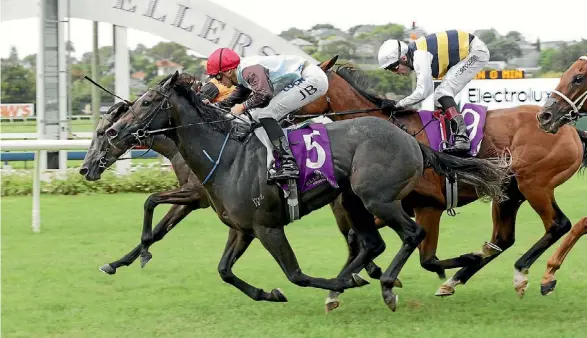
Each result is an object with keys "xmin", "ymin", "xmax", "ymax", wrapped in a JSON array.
[
  {"xmin": 150, "ymin": 135, "xmax": 179, "ymax": 160},
  {"xmin": 169, "ymin": 109, "xmax": 241, "ymax": 185},
  {"xmin": 394, "ymin": 110, "xmax": 423, "ymax": 131}
]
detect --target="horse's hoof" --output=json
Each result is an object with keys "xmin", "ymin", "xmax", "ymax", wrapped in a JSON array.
[
  {"xmin": 99, "ymin": 264, "xmax": 116, "ymax": 275},
  {"xmin": 540, "ymin": 280, "xmax": 557, "ymax": 296},
  {"xmin": 140, "ymin": 252, "xmax": 152, "ymax": 268},
  {"xmin": 384, "ymin": 293, "xmax": 398, "ymax": 312},
  {"xmin": 515, "ymin": 283, "xmax": 528, "ymax": 298},
  {"xmin": 435, "ymin": 284, "xmax": 455, "ymax": 297},
  {"xmin": 270, "ymin": 288, "xmax": 288, "ymax": 302},
  {"xmin": 513, "ymin": 269, "xmax": 529, "ymax": 298},
  {"xmin": 352, "ymin": 273, "xmax": 370, "ymax": 287},
  {"xmin": 325, "ymin": 297, "xmax": 340, "ymax": 313}
]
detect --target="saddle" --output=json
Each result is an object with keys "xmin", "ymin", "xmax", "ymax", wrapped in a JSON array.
[
  {"xmin": 417, "ymin": 103, "xmax": 489, "ymax": 215},
  {"xmin": 249, "ymin": 116, "xmax": 338, "ymax": 222}
]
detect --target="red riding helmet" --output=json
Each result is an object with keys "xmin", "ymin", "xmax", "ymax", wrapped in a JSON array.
[{"xmin": 206, "ymin": 48, "xmax": 241, "ymax": 75}]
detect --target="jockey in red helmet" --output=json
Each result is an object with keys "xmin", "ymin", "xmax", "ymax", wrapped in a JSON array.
[{"xmin": 206, "ymin": 47, "xmax": 329, "ymax": 183}]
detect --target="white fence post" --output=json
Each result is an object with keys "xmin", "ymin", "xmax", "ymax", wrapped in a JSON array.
[
  {"xmin": 2, "ymin": 139, "xmax": 92, "ymax": 232},
  {"xmin": 32, "ymin": 150, "xmax": 41, "ymax": 233}
]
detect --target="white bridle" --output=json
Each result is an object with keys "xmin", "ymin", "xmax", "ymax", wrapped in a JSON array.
[{"xmin": 548, "ymin": 55, "xmax": 587, "ymax": 121}]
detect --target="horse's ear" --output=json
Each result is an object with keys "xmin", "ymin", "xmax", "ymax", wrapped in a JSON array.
[
  {"xmin": 163, "ymin": 71, "xmax": 180, "ymax": 89},
  {"xmin": 107, "ymin": 101, "xmax": 128, "ymax": 118},
  {"xmin": 319, "ymin": 55, "xmax": 339, "ymax": 71}
]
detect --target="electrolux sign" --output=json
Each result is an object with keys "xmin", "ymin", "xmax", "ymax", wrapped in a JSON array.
[{"xmin": 458, "ymin": 78, "xmax": 560, "ymax": 109}]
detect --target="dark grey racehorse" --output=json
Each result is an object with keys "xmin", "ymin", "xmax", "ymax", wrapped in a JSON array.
[
  {"xmin": 80, "ymin": 101, "xmax": 211, "ymax": 274},
  {"xmin": 103, "ymin": 71, "xmax": 508, "ymax": 311},
  {"xmin": 82, "ymin": 100, "xmax": 401, "ymax": 288}
]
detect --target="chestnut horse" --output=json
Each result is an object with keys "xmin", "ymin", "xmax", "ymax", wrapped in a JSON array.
[
  {"xmin": 537, "ymin": 54, "xmax": 587, "ymax": 294},
  {"xmin": 300, "ymin": 59, "xmax": 586, "ymax": 309}
]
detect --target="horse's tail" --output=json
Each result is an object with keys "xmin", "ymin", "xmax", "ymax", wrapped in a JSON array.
[
  {"xmin": 576, "ymin": 127, "xmax": 587, "ymax": 174},
  {"xmin": 417, "ymin": 142, "xmax": 511, "ymax": 202}
]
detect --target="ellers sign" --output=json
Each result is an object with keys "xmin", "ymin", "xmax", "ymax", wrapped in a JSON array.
[{"xmin": 2, "ymin": 0, "xmax": 316, "ymax": 61}]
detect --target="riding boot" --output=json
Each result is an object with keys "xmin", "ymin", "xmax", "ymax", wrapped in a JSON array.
[
  {"xmin": 270, "ymin": 136, "xmax": 300, "ymax": 181},
  {"xmin": 443, "ymin": 107, "xmax": 471, "ymax": 153},
  {"xmin": 259, "ymin": 118, "xmax": 300, "ymax": 181}
]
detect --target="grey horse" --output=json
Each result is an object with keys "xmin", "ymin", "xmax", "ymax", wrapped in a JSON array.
[
  {"xmin": 81, "ymin": 99, "xmax": 407, "ymax": 303},
  {"xmin": 103, "ymin": 71, "xmax": 509, "ymax": 311},
  {"xmin": 80, "ymin": 101, "xmax": 211, "ymax": 273}
]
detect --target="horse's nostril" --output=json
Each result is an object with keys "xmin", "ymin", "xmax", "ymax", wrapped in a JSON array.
[
  {"xmin": 79, "ymin": 167, "xmax": 89, "ymax": 176},
  {"xmin": 540, "ymin": 112, "xmax": 552, "ymax": 122},
  {"xmin": 106, "ymin": 128, "xmax": 118, "ymax": 138}
]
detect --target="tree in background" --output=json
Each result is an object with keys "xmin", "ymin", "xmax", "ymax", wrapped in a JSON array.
[
  {"xmin": 474, "ymin": 29, "xmax": 499, "ymax": 44},
  {"xmin": 472, "ymin": 29, "xmax": 522, "ymax": 62},
  {"xmin": 1, "ymin": 42, "xmax": 207, "ymax": 112},
  {"xmin": 310, "ymin": 24, "xmax": 336, "ymax": 30},
  {"xmin": 364, "ymin": 69, "xmax": 412, "ymax": 97},
  {"xmin": 279, "ymin": 27, "xmax": 308, "ymax": 41},
  {"xmin": 355, "ymin": 23, "xmax": 405, "ymax": 44},
  {"xmin": 505, "ymin": 31, "xmax": 524, "ymax": 42},
  {"xmin": 22, "ymin": 54, "xmax": 36, "ymax": 69},
  {"xmin": 6, "ymin": 46, "xmax": 19, "ymax": 64},
  {"xmin": 539, "ymin": 40, "xmax": 587, "ymax": 74},
  {"xmin": 1, "ymin": 60, "xmax": 36, "ymax": 103},
  {"xmin": 487, "ymin": 38, "xmax": 522, "ymax": 61},
  {"xmin": 312, "ymin": 38, "xmax": 356, "ymax": 61}
]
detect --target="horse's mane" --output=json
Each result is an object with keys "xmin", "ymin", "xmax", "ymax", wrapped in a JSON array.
[
  {"xmin": 333, "ymin": 63, "xmax": 417, "ymax": 117},
  {"xmin": 166, "ymin": 72, "xmax": 237, "ymax": 136}
]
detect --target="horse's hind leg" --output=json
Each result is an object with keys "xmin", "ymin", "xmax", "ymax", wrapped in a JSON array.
[
  {"xmin": 541, "ymin": 217, "xmax": 587, "ymax": 295},
  {"xmin": 375, "ymin": 201, "xmax": 426, "ymax": 312},
  {"xmin": 217, "ymin": 228, "xmax": 286, "ymax": 302},
  {"xmin": 324, "ymin": 200, "xmax": 362, "ymax": 313},
  {"xmin": 324, "ymin": 194, "xmax": 388, "ymax": 312},
  {"xmin": 330, "ymin": 198, "xmax": 384, "ymax": 280},
  {"xmin": 415, "ymin": 205, "xmax": 500, "ymax": 275},
  {"xmin": 100, "ymin": 204, "xmax": 194, "ymax": 275}
]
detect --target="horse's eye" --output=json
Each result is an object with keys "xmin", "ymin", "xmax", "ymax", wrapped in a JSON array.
[
  {"xmin": 573, "ymin": 75, "xmax": 584, "ymax": 84},
  {"xmin": 142, "ymin": 100, "xmax": 151, "ymax": 107}
]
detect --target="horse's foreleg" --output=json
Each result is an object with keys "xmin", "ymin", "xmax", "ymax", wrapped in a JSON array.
[
  {"xmin": 511, "ymin": 189, "xmax": 571, "ymax": 298},
  {"xmin": 100, "ymin": 204, "xmax": 194, "ymax": 275},
  {"xmin": 541, "ymin": 217, "xmax": 587, "ymax": 295},
  {"xmin": 217, "ymin": 228, "xmax": 286, "ymax": 302},
  {"xmin": 139, "ymin": 184, "xmax": 202, "ymax": 267}
]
